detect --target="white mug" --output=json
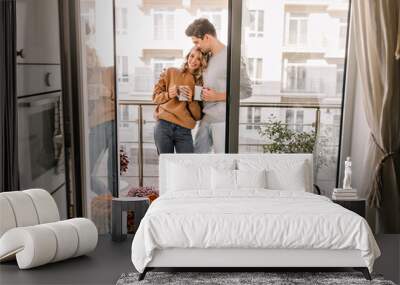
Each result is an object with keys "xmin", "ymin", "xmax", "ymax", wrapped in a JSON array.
[
  {"xmin": 178, "ymin": 86, "xmax": 189, "ymax": 101},
  {"xmin": 194, "ymin": 85, "xmax": 203, "ymax": 101}
]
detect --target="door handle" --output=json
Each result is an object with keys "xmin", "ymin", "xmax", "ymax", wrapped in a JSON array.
[{"xmin": 45, "ymin": 72, "xmax": 52, "ymax": 87}]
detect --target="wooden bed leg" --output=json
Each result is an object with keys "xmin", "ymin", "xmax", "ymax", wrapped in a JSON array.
[
  {"xmin": 354, "ymin": 267, "xmax": 371, "ymax": 280},
  {"xmin": 138, "ymin": 268, "xmax": 148, "ymax": 281}
]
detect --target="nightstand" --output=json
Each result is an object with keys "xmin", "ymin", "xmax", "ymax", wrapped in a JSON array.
[
  {"xmin": 332, "ymin": 198, "xmax": 366, "ymax": 218},
  {"xmin": 111, "ymin": 197, "xmax": 150, "ymax": 242}
]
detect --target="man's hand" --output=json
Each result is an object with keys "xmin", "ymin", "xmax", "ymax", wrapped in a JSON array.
[
  {"xmin": 168, "ymin": 85, "xmax": 178, "ymax": 99},
  {"xmin": 201, "ymin": 88, "xmax": 226, "ymax": 102}
]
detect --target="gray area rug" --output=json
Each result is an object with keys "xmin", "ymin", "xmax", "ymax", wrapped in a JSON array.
[{"xmin": 116, "ymin": 272, "xmax": 396, "ymax": 285}]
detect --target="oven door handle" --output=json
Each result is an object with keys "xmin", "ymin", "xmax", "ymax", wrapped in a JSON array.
[{"xmin": 18, "ymin": 97, "xmax": 60, "ymax": 107}]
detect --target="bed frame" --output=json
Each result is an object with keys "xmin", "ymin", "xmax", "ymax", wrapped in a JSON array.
[
  {"xmin": 137, "ymin": 154, "xmax": 373, "ymax": 281},
  {"xmin": 138, "ymin": 248, "xmax": 371, "ymax": 280}
]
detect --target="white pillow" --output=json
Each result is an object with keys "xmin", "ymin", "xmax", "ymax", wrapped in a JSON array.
[
  {"xmin": 266, "ymin": 161, "xmax": 307, "ymax": 191},
  {"xmin": 211, "ymin": 168, "xmax": 236, "ymax": 190},
  {"xmin": 236, "ymin": 169, "xmax": 267, "ymax": 189},
  {"xmin": 168, "ymin": 162, "xmax": 211, "ymax": 191},
  {"xmin": 167, "ymin": 159, "xmax": 236, "ymax": 192},
  {"xmin": 238, "ymin": 158, "xmax": 310, "ymax": 192}
]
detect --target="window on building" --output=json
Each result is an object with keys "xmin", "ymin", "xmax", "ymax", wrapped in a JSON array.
[
  {"xmin": 120, "ymin": 104, "xmax": 130, "ymax": 128},
  {"xmin": 248, "ymin": 58, "xmax": 263, "ymax": 85},
  {"xmin": 133, "ymin": 67, "xmax": 153, "ymax": 92},
  {"xmin": 249, "ymin": 10, "xmax": 264, "ymax": 38},
  {"xmin": 153, "ymin": 59, "xmax": 175, "ymax": 85},
  {"xmin": 285, "ymin": 109, "xmax": 294, "ymax": 130},
  {"xmin": 117, "ymin": 56, "xmax": 129, "ymax": 83},
  {"xmin": 199, "ymin": 9, "xmax": 223, "ymax": 38},
  {"xmin": 246, "ymin": 108, "xmax": 253, "ymax": 130},
  {"xmin": 246, "ymin": 107, "xmax": 262, "ymax": 130},
  {"xmin": 116, "ymin": 7, "xmax": 128, "ymax": 35},
  {"xmin": 153, "ymin": 10, "xmax": 174, "ymax": 40},
  {"xmin": 254, "ymin": 107, "xmax": 261, "ymax": 130},
  {"xmin": 296, "ymin": 110, "xmax": 304, "ymax": 132},
  {"xmin": 285, "ymin": 12, "xmax": 308, "ymax": 46},
  {"xmin": 283, "ymin": 59, "xmax": 307, "ymax": 92}
]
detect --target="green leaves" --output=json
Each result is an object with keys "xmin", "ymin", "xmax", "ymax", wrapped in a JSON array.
[{"xmin": 258, "ymin": 119, "xmax": 316, "ymax": 154}]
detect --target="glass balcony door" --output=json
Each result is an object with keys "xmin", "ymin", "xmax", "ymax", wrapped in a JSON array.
[
  {"xmin": 115, "ymin": 0, "xmax": 229, "ymax": 197},
  {"xmin": 78, "ymin": 0, "xmax": 118, "ymax": 234},
  {"xmin": 237, "ymin": 0, "xmax": 350, "ymax": 196}
]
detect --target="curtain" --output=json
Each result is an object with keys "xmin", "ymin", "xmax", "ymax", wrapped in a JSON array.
[
  {"xmin": 0, "ymin": 0, "xmax": 19, "ymax": 192},
  {"xmin": 352, "ymin": 0, "xmax": 400, "ymax": 233}
]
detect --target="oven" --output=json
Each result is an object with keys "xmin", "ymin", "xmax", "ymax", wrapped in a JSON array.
[
  {"xmin": 16, "ymin": 0, "xmax": 68, "ymax": 218},
  {"xmin": 17, "ymin": 91, "xmax": 65, "ymax": 193}
]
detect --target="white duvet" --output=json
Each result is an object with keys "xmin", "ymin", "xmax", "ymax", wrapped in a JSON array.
[{"xmin": 131, "ymin": 190, "xmax": 380, "ymax": 273}]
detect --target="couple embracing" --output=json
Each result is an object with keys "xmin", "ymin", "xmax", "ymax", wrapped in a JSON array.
[{"xmin": 153, "ymin": 18, "xmax": 252, "ymax": 154}]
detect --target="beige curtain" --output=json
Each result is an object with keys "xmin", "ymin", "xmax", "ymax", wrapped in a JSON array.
[{"xmin": 352, "ymin": 0, "xmax": 400, "ymax": 234}]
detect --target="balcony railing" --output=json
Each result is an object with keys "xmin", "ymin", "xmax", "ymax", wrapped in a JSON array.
[{"xmin": 118, "ymin": 100, "xmax": 341, "ymax": 195}]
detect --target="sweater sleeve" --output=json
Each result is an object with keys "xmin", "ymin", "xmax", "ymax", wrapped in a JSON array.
[
  {"xmin": 152, "ymin": 69, "xmax": 171, "ymax": 104},
  {"xmin": 187, "ymin": 101, "xmax": 202, "ymax": 121}
]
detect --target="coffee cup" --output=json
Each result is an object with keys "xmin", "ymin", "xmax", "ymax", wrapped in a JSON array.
[
  {"xmin": 194, "ymin": 85, "xmax": 203, "ymax": 101},
  {"xmin": 178, "ymin": 85, "xmax": 189, "ymax": 101}
]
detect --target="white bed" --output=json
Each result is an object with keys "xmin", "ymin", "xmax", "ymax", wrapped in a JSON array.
[{"xmin": 131, "ymin": 154, "xmax": 380, "ymax": 280}]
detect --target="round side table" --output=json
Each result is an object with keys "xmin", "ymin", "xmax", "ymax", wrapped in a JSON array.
[{"xmin": 111, "ymin": 197, "xmax": 150, "ymax": 242}]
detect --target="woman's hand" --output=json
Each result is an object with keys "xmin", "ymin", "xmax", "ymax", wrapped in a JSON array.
[{"xmin": 168, "ymin": 85, "xmax": 178, "ymax": 99}]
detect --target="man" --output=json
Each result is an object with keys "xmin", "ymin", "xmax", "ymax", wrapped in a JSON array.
[{"xmin": 185, "ymin": 18, "xmax": 252, "ymax": 153}]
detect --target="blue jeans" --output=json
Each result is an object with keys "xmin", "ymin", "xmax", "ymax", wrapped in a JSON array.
[
  {"xmin": 154, "ymin": 120, "xmax": 194, "ymax": 154},
  {"xmin": 194, "ymin": 120, "xmax": 225, "ymax": 153}
]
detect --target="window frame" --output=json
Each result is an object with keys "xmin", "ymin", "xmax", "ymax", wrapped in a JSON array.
[
  {"xmin": 247, "ymin": 57, "xmax": 263, "ymax": 85},
  {"xmin": 151, "ymin": 58, "xmax": 175, "ymax": 85},
  {"xmin": 152, "ymin": 9, "xmax": 175, "ymax": 41},
  {"xmin": 248, "ymin": 9, "xmax": 264, "ymax": 38},
  {"xmin": 284, "ymin": 12, "xmax": 309, "ymax": 47},
  {"xmin": 116, "ymin": 7, "xmax": 128, "ymax": 35}
]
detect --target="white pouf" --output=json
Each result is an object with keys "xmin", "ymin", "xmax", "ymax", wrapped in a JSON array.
[{"xmin": 0, "ymin": 189, "xmax": 98, "ymax": 269}]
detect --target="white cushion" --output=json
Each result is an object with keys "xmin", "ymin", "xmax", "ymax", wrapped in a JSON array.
[
  {"xmin": 0, "ymin": 196, "xmax": 17, "ymax": 237},
  {"xmin": 0, "ymin": 189, "xmax": 98, "ymax": 269},
  {"xmin": 166, "ymin": 158, "xmax": 236, "ymax": 192},
  {"xmin": 237, "ymin": 169, "xmax": 267, "ymax": 189},
  {"xmin": 24, "ymin": 189, "xmax": 60, "ymax": 223},
  {"xmin": 159, "ymin": 154, "xmax": 313, "ymax": 194},
  {"xmin": 0, "ymin": 226, "xmax": 57, "ymax": 269},
  {"xmin": 0, "ymin": 189, "xmax": 60, "ymax": 238},
  {"xmin": 238, "ymin": 156, "xmax": 311, "ymax": 192},
  {"xmin": 0, "ymin": 192, "xmax": 39, "ymax": 227},
  {"xmin": 266, "ymin": 161, "xmax": 307, "ymax": 191},
  {"xmin": 211, "ymin": 168, "xmax": 236, "ymax": 190},
  {"xmin": 65, "ymin": 218, "xmax": 98, "ymax": 257},
  {"xmin": 42, "ymin": 221, "xmax": 79, "ymax": 262},
  {"xmin": 168, "ymin": 162, "xmax": 211, "ymax": 191},
  {"xmin": 0, "ymin": 218, "xmax": 98, "ymax": 269}
]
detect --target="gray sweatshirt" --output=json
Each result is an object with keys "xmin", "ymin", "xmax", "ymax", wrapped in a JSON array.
[{"xmin": 202, "ymin": 47, "xmax": 252, "ymax": 122}]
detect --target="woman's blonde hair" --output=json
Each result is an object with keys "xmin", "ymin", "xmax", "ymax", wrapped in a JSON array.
[{"xmin": 181, "ymin": 47, "xmax": 208, "ymax": 85}]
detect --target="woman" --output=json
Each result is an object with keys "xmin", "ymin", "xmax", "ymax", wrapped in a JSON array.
[{"xmin": 153, "ymin": 47, "xmax": 206, "ymax": 154}]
